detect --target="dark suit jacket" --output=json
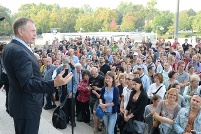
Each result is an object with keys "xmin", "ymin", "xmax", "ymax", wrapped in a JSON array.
[{"xmin": 3, "ymin": 39, "xmax": 55, "ymax": 119}]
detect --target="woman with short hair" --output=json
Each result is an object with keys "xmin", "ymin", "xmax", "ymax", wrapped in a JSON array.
[
  {"xmin": 147, "ymin": 73, "xmax": 166, "ymax": 100},
  {"xmin": 163, "ymin": 70, "xmax": 179, "ymax": 90},
  {"xmin": 153, "ymin": 88, "xmax": 181, "ymax": 134},
  {"xmin": 183, "ymin": 74, "xmax": 201, "ymax": 107}
]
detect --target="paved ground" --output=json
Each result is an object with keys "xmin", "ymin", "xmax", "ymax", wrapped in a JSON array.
[{"xmin": 0, "ymin": 89, "xmax": 94, "ymax": 134}]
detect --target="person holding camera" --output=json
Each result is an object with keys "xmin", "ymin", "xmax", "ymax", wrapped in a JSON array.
[
  {"xmin": 56, "ymin": 56, "xmax": 78, "ymax": 127},
  {"xmin": 174, "ymin": 93, "xmax": 201, "ymax": 134}
]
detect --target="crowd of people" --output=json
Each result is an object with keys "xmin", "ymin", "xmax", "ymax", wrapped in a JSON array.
[
  {"xmin": 28, "ymin": 35, "xmax": 201, "ymax": 134},
  {"xmin": 1, "ymin": 18, "xmax": 201, "ymax": 134}
]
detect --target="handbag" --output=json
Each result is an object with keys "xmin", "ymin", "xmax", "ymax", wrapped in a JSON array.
[
  {"xmin": 77, "ymin": 111, "xmax": 87, "ymax": 122},
  {"xmin": 122, "ymin": 119, "xmax": 148, "ymax": 134},
  {"xmin": 96, "ymin": 104, "xmax": 104, "ymax": 118},
  {"xmin": 152, "ymin": 117, "xmax": 160, "ymax": 128},
  {"xmin": 133, "ymin": 120, "xmax": 148, "ymax": 134},
  {"xmin": 52, "ymin": 97, "xmax": 68, "ymax": 129}
]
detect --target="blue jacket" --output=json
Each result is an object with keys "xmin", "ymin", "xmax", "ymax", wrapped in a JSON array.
[
  {"xmin": 174, "ymin": 107, "xmax": 201, "ymax": 134},
  {"xmin": 44, "ymin": 64, "xmax": 55, "ymax": 81},
  {"xmin": 56, "ymin": 64, "xmax": 78, "ymax": 97}
]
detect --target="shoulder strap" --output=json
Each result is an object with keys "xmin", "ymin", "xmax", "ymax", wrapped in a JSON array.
[
  {"xmin": 140, "ymin": 74, "xmax": 145, "ymax": 79},
  {"xmin": 153, "ymin": 85, "xmax": 163, "ymax": 95}
]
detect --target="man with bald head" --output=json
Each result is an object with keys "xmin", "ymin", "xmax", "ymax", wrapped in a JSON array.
[
  {"xmin": 89, "ymin": 67, "xmax": 104, "ymax": 133},
  {"xmin": 174, "ymin": 94, "xmax": 201, "ymax": 134},
  {"xmin": 68, "ymin": 48, "xmax": 79, "ymax": 64}
]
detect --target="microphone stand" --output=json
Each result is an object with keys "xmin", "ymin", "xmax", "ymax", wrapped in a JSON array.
[{"xmin": 70, "ymin": 66, "xmax": 75, "ymax": 134}]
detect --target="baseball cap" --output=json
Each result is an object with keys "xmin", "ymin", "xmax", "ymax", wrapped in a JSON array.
[
  {"xmin": 137, "ymin": 64, "xmax": 145, "ymax": 70},
  {"xmin": 133, "ymin": 52, "xmax": 138, "ymax": 56}
]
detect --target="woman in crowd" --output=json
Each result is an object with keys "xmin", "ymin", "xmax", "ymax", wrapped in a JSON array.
[
  {"xmin": 99, "ymin": 72, "xmax": 119, "ymax": 134},
  {"xmin": 168, "ymin": 55, "xmax": 176, "ymax": 71},
  {"xmin": 187, "ymin": 64, "xmax": 196, "ymax": 77},
  {"xmin": 183, "ymin": 74, "xmax": 201, "ymax": 107},
  {"xmin": 76, "ymin": 70, "xmax": 91, "ymax": 123},
  {"xmin": 154, "ymin": 88, "xmax": 181, "ymax": 134},
  {"xmin": 169, "ymin": 83, "xmax": 186, "ymax": 107},
  {"xmin": 91, "ymin": 53, "xmax": 99, "ymax": 64},
  {"xmin": 147, "ymin": 73, "xmax": 166, "ymax": 100},
  {"xmin": 144, "ymin": 95, "xmax": 162, "ymax": 134},
  {"xmin": 117, "ymin": 73, "xmax": 127, "ymax": 99},
  {"xmin": 163, "ymin": 70, "xmax": 179, "ymax": 90},
  {"xmin": 123, "ymin": 78, "xmax": 148, "ymax": 134}
]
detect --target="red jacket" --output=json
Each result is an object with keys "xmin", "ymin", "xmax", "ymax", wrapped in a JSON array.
[{"xmin": 77, "ymin": 80, "xmax": 90, "ymax": 102}]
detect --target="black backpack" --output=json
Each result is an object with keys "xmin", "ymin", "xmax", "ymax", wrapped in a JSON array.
[{"xmin": 52, "ymin": 97, "xmax": 67, "ymax": 129}]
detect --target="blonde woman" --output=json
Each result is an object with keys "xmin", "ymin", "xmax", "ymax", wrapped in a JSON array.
[
  {"xmin": 117, "ymin": 73, "xmax": 127, "ymax": 97},
  {"xmin": 168, "ymin": 55, "xmax": 176, "ymax": 71},
  {"xmin": 183, "ymin": 74, "xmax": 201, "ymax": 107},
  {"xmin": 153, "ymin": 88, "xmax": 181, "ymax": 134}
]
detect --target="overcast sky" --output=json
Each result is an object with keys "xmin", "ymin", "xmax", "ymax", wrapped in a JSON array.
[{"xmin": 1, "ymin": 0, "xmax": 200, "ymax": 13}]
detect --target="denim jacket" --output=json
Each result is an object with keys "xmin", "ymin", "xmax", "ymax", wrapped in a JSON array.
[
  {"xmin": 174, "ymin": 107, "xmax": 201, "ymax": 134},
  {"xmin": 56, "ymin": 64, "xmax": 78, "ymax": 98},
  {"xmin": 44, "ymin": 64, "xmax": 55, "ymax": 81}
]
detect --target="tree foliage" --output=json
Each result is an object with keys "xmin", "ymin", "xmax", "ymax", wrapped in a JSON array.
[
  {"xmin": 152, "ymin": 11, "xmax": 174, "ymax": 34},
  {"xmin": 0, "ymin": 2, "xmax": 201, "ymax": 35},
  {"xmin": 0, "ymin": 5, "xmax": 12, "ymax": 35}
]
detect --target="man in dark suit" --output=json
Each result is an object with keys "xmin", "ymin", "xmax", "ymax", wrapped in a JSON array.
[{"xmin": 2, "ymin": 18, "xmax": 73, "ymax": 134}]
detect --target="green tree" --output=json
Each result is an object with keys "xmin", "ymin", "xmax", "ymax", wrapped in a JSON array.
[
  {"xmin": 93, "ymin": 8, "xmax": 118, "ymax": 31},
  {"xmin": 152, "ymin": 11, "xmax": 174, "ymax": 34},
  {"xmin": 120, "ymin": 12, "xmax": 135, "ymax": 31},
  {"xmin": 179, "ymin": 10, "xmax": 191, "ymax": 30},
  {"xmin": 0, "ymin": 5, "xmax": 12, "ymax": 35},
  {"xmin": 80, "ymin": 4, "xmax": 93, "ymax": 13},
  {"xmin": 116, "ymin": 1, "xmax": 134, "ymax": 24},
  {"xmin": 144, "ymin": 24, "xmax": 152, "ymax": 32},
  {"xmin": 59, "ymin": 7, "xmax": 80, "ymax": 32},
  {"xmin": 187, "ymin": 8, "xmax": 197, "ymax": 16},
  {"xmin": 75, "ymin": 13, "xmax": 94, "ymax": 32},
  {"xmin": 192, "ymin": 12, "xmax": 201, "ymax": 32}
]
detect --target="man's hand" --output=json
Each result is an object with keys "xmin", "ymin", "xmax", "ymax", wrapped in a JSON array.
[{"xmin": 54, "ymin": 71, "xmax": 73, "ymax": 87}]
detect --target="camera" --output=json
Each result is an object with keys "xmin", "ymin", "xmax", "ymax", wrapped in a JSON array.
[
  {"xmin": 191, "ymin": 130, "xmax": 196, "ymax": 134},
  {"xmin": 62, "ymin": 69, "xmax": 68, "ymax": 78}
]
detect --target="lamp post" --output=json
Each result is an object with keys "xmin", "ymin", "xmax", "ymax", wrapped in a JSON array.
[
  {"xmin": 156, "ymin": 26, "xmax": 164, "ymax": 42},
  {"xmin": 174, "ymin": 0, "xmax": 180, "ymax": 39}
]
